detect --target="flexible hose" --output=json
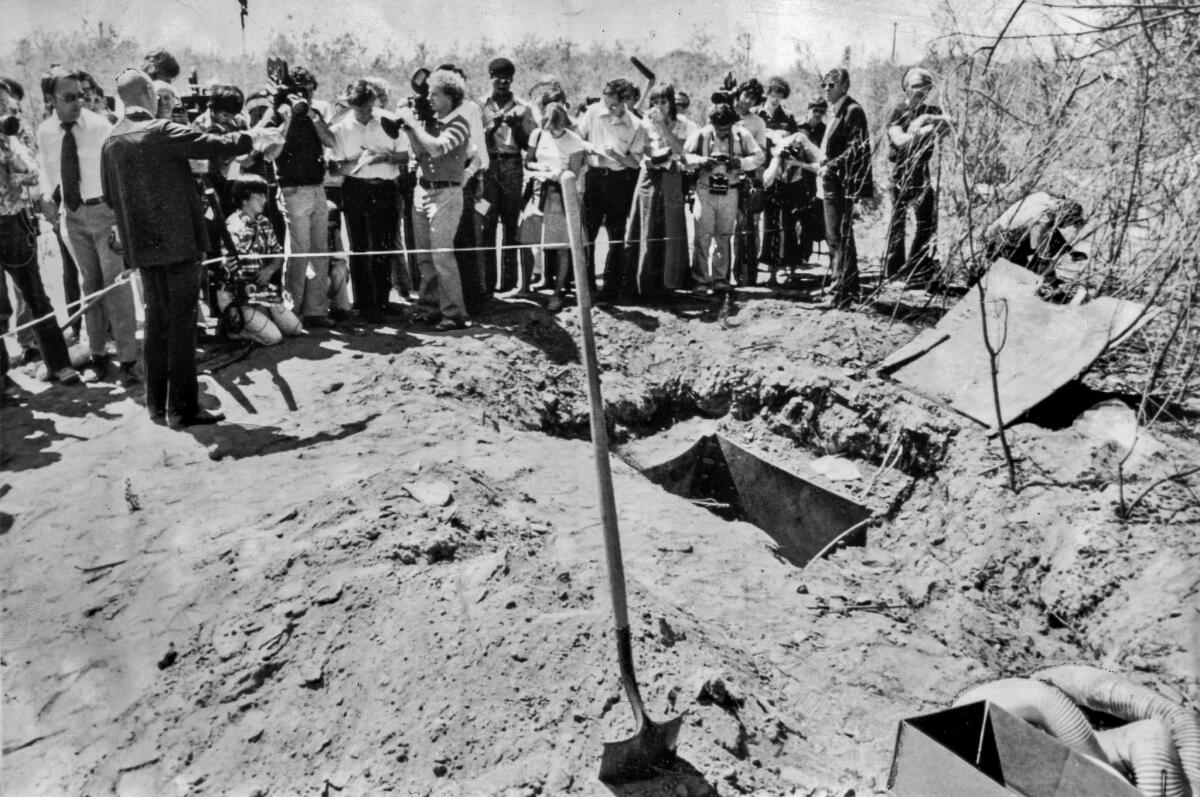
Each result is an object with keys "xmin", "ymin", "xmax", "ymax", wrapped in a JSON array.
[
  {"xmin": 1034, "ymin": 665, "xmax": 1200, "ymax": 794},
  {"xmin": 954, "ymin": 677, "xmax": 1108, "ymax": 760},
  {"xmin": 1097, "ymin": 719, "xmax": 1191, "ymax": 797}
]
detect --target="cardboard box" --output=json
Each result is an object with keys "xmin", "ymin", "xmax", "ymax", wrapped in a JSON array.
[{"xmin": 888, "ymin": 700, "xmax": 1142, "ymax": 796}]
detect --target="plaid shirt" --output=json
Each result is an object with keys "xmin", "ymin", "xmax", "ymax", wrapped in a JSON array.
[
  {"xmin": 226, "ymin": 209, "xmax": 282, "ymax": 256},
  {"xmin": 0, "ymin": 136, "xmax": 41, "ymax": 216}
]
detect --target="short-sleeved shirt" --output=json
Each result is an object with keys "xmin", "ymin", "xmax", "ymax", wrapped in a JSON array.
[
  {"xmin": 480, "ymin": 95, "xmax": 536, "ymax": 156},
  {"xmin": 0, "ymin": 136, "xmax": 42, "ymax": 216},
  {"xmin": 330, "ymin": 109, "xmax": 411, "ymax": 181},
  {"xmin": 579, "ymin": 104, "xmax": 645, "ymax": 171},
  {"xmin": 887, "ymin": 101, "xmax": 943, "ymax": 193},
  {"xmin": 227, "ymin": 209, "xmax": 282, "ymax": 257},
  {"xmin": 531, "ymin": 128, "xmax": 586, "ymax": 172}
]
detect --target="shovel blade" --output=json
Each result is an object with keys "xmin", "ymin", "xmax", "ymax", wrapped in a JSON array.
[{"xmin": 598, "ymin": 712, "xmax": 684, "ymax": 784}]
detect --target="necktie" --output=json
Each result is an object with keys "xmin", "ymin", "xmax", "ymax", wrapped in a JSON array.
[{"xmin": 61, "ymin": 121, "xmax": 82, "ymax": 212}]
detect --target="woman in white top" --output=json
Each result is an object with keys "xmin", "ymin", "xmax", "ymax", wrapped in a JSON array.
[{"xmin": 521, "ymin": 101, "xmax": 586, "ymax": 312}]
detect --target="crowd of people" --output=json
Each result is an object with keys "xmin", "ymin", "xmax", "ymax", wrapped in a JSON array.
[{"xmin": 0, "ymin": 48, "xmax": 1089, "ymax": 428}]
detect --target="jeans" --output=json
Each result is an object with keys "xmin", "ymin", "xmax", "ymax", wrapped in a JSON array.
[
  {"xmin": 63, "ymin": 203, "xmax": 138, "ymax": 362},
  {"xmin": 341, "ymin": 177, "xmax": 400, "ymax": 314},
  {"xmin": 823, "ymin": 188, "xmax": 859, "ymax": 305},
  {"xmin": 139, "ymin": 260, "xmax": 203, "ymax": 417},
  {"xmin": 478, "ymin": 156, "xmax": 525, "ymax": 292},
  {"xmin": 0, "ymin": 212, "xmax": 72, "ymax": 372},
  {"xmin": 884, "ymin": 183, "xmax": 938, "ymax": 280},
  {"xmin": 279, "ymin": 184, "xmax": 330, "ymax": 317},
  {"xmin": 413, "ymin": 185, "xmax": 467, "ymax": 323}
]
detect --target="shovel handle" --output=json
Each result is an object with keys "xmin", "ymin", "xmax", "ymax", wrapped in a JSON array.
[{"xmin": 560, "ymin": 172, "xmax": 631, "ymax": 634}]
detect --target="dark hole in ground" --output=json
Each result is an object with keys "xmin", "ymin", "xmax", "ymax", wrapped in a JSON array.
[{"xmin": 637, "ymin": 434, "xmax": 872, "ymax": 567}]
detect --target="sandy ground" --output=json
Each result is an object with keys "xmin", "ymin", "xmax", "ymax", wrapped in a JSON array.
[{"xmin": 3, "ymin": 222, "xmax": 1199, "ymax": 796}]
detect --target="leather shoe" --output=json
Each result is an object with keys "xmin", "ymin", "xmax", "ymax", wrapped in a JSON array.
[
  {"xmin": 168, "ymin": 409, "xmax": 225, "ymax": 428},
  {"xmin": 304, "ymin": 314, "xmax": 336, "ymax": 329}
]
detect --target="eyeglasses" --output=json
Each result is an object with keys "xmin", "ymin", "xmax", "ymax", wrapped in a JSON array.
[
  {"xmin": 820, "ymin": 82, "xmax": 839, "ymax": 89},
  {"xmin": 56, "ymin": 92, "xmax": 85, "ymax": 103}
]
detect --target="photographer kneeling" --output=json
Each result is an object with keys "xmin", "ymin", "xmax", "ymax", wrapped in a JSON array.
[
  {"xmin": 388, "ymin": 69, "xmax": 472, "ymax": 331},
  {"xmin": 216, "ymin": 175, "xmax": 303, "ymax": 345},
  {"xmin": 683, "ymin": 103, "xmax": 764, "ymax": 297}
]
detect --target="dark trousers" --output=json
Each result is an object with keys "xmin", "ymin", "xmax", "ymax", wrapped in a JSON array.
[
  {"xmin": 584, "ymin": 168, "xmax": 639, "ymax": 296},
  {"xmin": 823, "ymin": 191, "xmax": 859, "ymax": 305},
  {"xmin": 457, "ymin": 175, "xmax": 487, "ymax": 314},
  {"xmin": 478, "ymin": 156, "xmax": 525, "ymax": 292},
  {"xmin": 734, "ymin": 207, "xmax": 760, "ymax": 286},
  {"xmin": 759, "ymin": 194, "xmax": 799, "ymax": 273},
  {"xmin": 798, "ymin": 200, "xmax": 825, "ymax": 264},
  {"xmin": 342, "ymin": 177, "xmax": 400, "ymax": 314},
  {"xmin": 1, "ymin": 212, "xmax": 72, "ymax": 373},
  {"xmin": 884, "ymin": 184, "xmax": 938, "ymax": 280},
  {"xmin": 140, "ymin": 260, "xmax": 202, "ymax": 417}
]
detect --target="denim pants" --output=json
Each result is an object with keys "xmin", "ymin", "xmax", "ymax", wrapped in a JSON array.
[
  {"xmin": 691, "ymin": 185, "xmax": 739, "ymax": 288},
  {"xmin": 413, "ymin": 185, "xmax": 467, "ymax": 323},
  {"xmin": 279, "ymin": 184, "xmax": 330, "ymax": 317}
]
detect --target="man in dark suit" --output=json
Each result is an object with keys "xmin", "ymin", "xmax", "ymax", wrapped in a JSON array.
[
  {"xmin": 102, "ymin": 69, "xmax": 274, "ymax": 427},
  {"xmin": 817, "ymin": 68, "xmax": 873, "ymax": 309}
]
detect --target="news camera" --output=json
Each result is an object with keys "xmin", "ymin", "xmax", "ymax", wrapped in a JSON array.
[
  {"xmin": 266, "ymin": 56, "xmax": 310, "ymax": 119},
  {"xmin": 180, "ymin": 69, "xmax": 209, "ymax": 123},
  {"xmin": 405, "ymin": 67, "xmax": 434, "ymax": 125}
]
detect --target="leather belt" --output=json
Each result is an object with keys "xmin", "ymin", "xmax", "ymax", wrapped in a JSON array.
[
  {"xmin": 418, "ymin": 178, "xmax": 461, "ymax": 189},
  {"xmin": 490, "ymin": 152, "xmax": 522, "ymax": 160}
]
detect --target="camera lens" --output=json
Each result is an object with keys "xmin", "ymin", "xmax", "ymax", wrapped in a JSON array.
[{"xmin": 0, "ymin": 115, "xmax": 21, "ymax": 137}]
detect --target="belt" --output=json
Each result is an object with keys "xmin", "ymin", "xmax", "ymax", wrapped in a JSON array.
[
  {"xmin": 344, "ymin": 176, "xmax": 394, "ymax": 185},
  {"xmin": 68, "ymin": 197, "xmax": 105, "ymax": 208},
  {"xmin": 587, "ymin": 167, "xmax": 632, "ymax": 176},
  {"xmin": 490, "ymin": 152, "xmax": 522, "ymax": 160},
  {"xmin": 418, "ymin": 178, "xmax": 461, "ymax": 189}
]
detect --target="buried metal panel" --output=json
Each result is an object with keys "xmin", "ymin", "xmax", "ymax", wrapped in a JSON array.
[
  {"xmin": 716, "ymin": 436, "xmax": 872, "ymax": 566},
  {"xmin": 640, "ymin": 434, "xmax": 871, "ymax": 568},
  {"xmin": 878, "ymin": 260, "xmax": 1158, "ymax": 430}
]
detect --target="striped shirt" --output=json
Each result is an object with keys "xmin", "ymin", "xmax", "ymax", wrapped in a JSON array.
[{"xmin": 412, "ymin": 107, "xmax": 472, "ymax": 185}]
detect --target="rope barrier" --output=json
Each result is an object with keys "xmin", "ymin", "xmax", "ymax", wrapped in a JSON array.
[{"xmin": 2, "ymin": 270, "xmax": 135, "ymax": 340}]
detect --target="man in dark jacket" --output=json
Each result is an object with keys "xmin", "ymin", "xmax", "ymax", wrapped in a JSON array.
[
  {"xmin": 817, "ymin": 68, "xmax": 873, "ymax": 309},
  {"xmin": 102, "ymin": 69, "xmax": 274, "ymax": 427}
]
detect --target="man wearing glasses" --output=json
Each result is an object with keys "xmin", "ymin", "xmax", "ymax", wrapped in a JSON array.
[
  {"xmin": 36, "ymin": 68, "xmax": 139, "ymax": 382},
  {"xmin": 817, "ymin": 68, "xmax": 873, "ymax": 310}
]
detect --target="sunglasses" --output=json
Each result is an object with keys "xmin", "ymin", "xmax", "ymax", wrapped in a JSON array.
[
  {"xmin": 820, "ymin": 82, "xmax": 839, "ymax": 89},
  {"xmin": 56, "ymin": 91, "xmax": 85, "ymax": 103}
]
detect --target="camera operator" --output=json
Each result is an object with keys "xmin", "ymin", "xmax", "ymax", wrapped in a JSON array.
[
  {"xmin": 683, "ymin": 102, "xmax": 764, "ymax": 297},
  {"xmin": 142, "ymin": 49, "xmax": 180, "ymax": 83},
  {"xmin": 0, "ymin": 75, "xmax": 80, "ymax": 386},
  {"xmin": 268, "ymin": 65, "xmax": 337, "ymax": 329},
  {"xmin": 329, "ymin": 79, "xmax": 410, "ymax": 323},
  {"xmin": 762, "ymin": 119, "xmax": 822, "ymax": 286},
  {"xmin": 479, "ymin": 57, "xmax": 535, "ymax": 296},
  {"xmin": 757, "ymin": 76, "xmax": 799, "ymax": 286},
  {"xmin": 388, "ymin": 68, "xmax": 473, "ymax": 331},
  {"xmin": 578, "ymin": 78, "xmax": 645, "ymax": 302}
]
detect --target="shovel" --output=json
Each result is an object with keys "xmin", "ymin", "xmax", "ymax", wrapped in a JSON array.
[{"xmin": 560, "ymin": 173, "xmax": 684, "ymax": 783}]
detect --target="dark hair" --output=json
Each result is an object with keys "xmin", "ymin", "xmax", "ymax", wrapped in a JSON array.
[
  {"xmin": 709, "ymin": 103, "xmax": 738, "ymax": 127},
  {"xmin": 648, "ymin": 83, "xmax": 677, "ymax": 121},
  {"xmin": 603, "ymin": 78, "xmax": 634, "ymax": 102},
  {"xmin": 290, "ymin": 66, "xmax": 318, "ymax": 92},
  {"xmin": 823, "ymin": 68, "xmax": 851, "ymax": 89},
  {"xmin": 231, "ymin": 175, "xmax": 270, "ymax": 208},
  {"xmin": 209, "ymin": 84, "xmax": 244, "ymax": 115},
  {"xmin": 537, "ymin": 82, "xmax": 568, "ymax": 110},
  {"xmin": 767, "ymin": 76, "xmax": 791, "ymax": 99},
  {"xmin": 43, "ymin": 67, "xmax": 87, "ymax": 98},
  {"xmin": 142, "ymin": 49, "xmax": 180, "ymax": 82},
  {"xmin": 737, "ymin": 78, "xmax": 764, "ymax": 105},
  {"xmin": 347, "ymin": 80, "xmax": 377, "ymax": 108},
  {"xmin": 0, "ymin": 75, "xmax": 26, "ymax": 102},
  {"xmin": 437, "ymin": 63, "xmax": 466, "ymax": 79},
  {"xmin": 676, "ymin": 90, "xmax": 691, "ymax": 107},
  {"xmin": 76, "ymin": 70, "xmax": 100, "ymax": 93}
]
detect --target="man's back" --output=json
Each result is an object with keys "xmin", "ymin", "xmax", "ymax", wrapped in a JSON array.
[{"xmin": 102, "ymin": 113, "xmax": 250, "ymax": 269}]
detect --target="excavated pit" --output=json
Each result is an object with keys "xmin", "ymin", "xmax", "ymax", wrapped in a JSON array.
[{"xmin": 634, "ymin": 433, "xmax": 873, "ymax": 568}]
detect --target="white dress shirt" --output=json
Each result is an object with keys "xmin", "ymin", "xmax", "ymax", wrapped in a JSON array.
[
  {"xmin": 330, "ymin": 108, "xmax": 411, "ymax": 180},
  {"xmin": 36, "ymin": 107, "xmax": 113, "ymax": 202},
  {"xmin": 459, "ymin": 99, "xmax": 489, "ymax": 178},
  {"xmin": 579, "ymin": 103, "xmax": 645, "ymax": 171}
]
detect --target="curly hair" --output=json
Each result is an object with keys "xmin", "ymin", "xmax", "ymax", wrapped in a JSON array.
[{"xmin": 428, "ymin": 69, "xmax": 465, "ymax": 105}]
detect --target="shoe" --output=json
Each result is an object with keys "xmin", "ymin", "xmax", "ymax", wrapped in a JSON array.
[
  {"xmin": 433, "ymin": 318, "xmax": 469, "ymax": 332},
  {"xmin": 89, "ymin": 354, "xmax": 111, "ymax": 379},
  {"xmin": 547, "ymin": 295, "xmax": 564, "ymax": 312},
  {"xmin": 168, "ymin": 408, "xmax": 225, "ymax": 428},
  {"xmin": 328, "ymin": 308, "xmax": 356, "ymax": 323},
  {"xmin": 54, "ymin": 366, "xmax": 82, "ymax": 385},
  {"xmin": 118, "ymin": 361, "xmax": 140, "ymax": 385},
  {"xmin": 692, "ymin": 285, "xmax": 712, "ymax": 297},
  {"xmin": 303, "ymin": 315, "xmax": 336, "ymax": 329}
]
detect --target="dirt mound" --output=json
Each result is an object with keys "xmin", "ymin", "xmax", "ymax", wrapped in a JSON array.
[{"xmin": 2, "ymin": 290, "xmax": 1196, "ymax": 796}]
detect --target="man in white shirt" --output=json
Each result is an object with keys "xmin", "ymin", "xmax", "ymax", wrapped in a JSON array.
[
  {"xmin": 330, "ymin": 79, "xmax": 411, "ymax": 322},
  {"xmin": 37, "ymin": 68, "xmax": 138, "ymax": 382},
  {"xmin": 579, "ymin": 78, "xmax": 646, "ymax": 301}
]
